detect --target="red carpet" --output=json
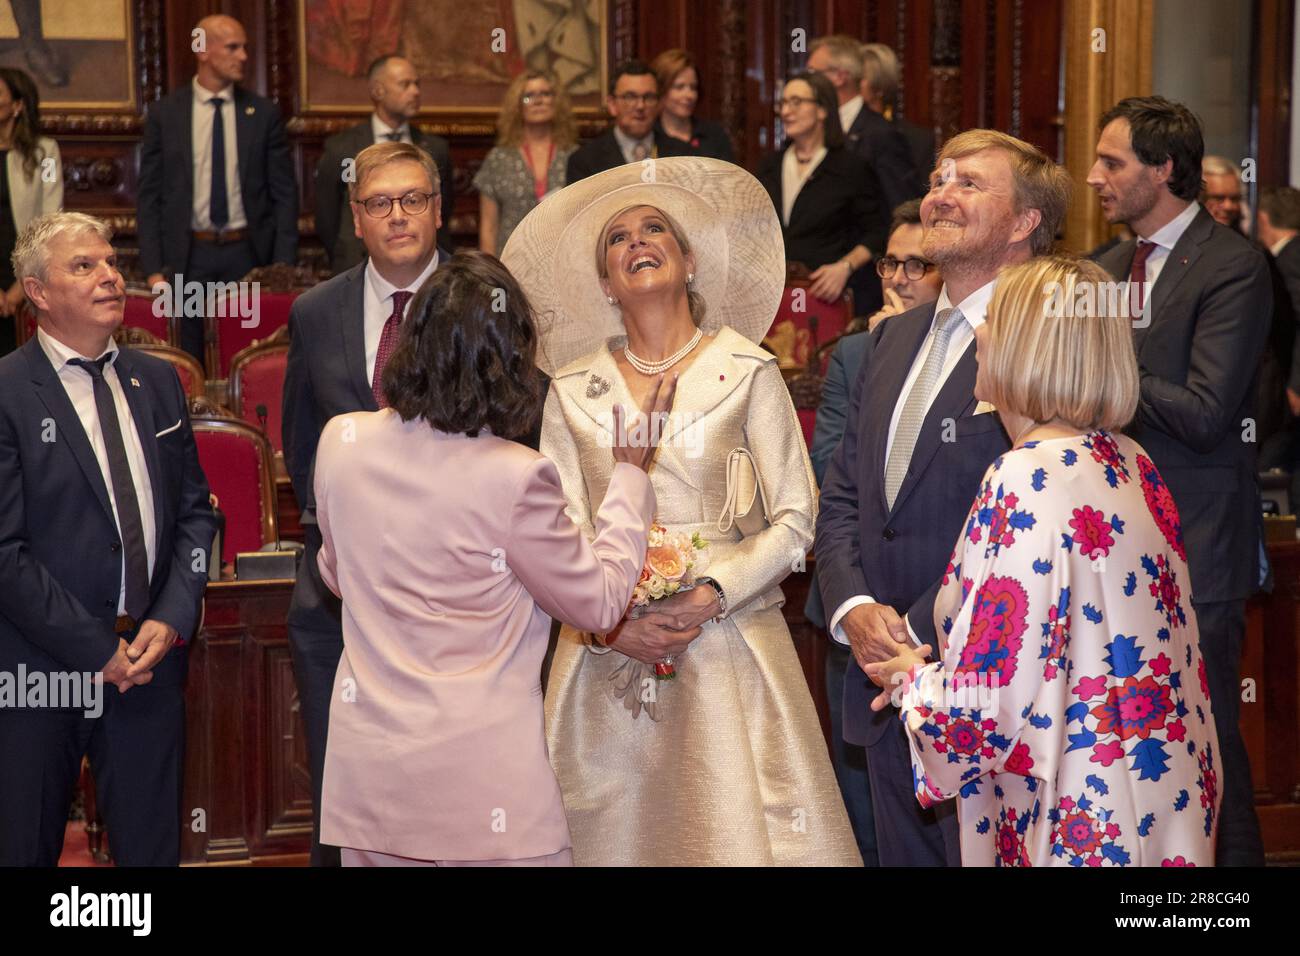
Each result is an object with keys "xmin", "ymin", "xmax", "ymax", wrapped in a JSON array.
[{"xmin": 58, "ymin": 822, "xmax": 113, "ymax": 868}]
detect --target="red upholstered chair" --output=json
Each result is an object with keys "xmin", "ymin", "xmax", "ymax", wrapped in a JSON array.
[
  {"xmin": 190, "ymin": 398, "xmax": 278, "ymax": 567},
  {"xmin": 122, "ymin": 289, "xmax": 174, "ymax": 343},
  {"xmin": 209, "ymin": 264, "xmax": 316, "ymax": 378},
  {"xmin": 762, "ymin": 264, "xmax": 854, "ymax": 374},
  {"xmin": 228, "ymin": 326, "xmax": 290, "ymax": 453}
]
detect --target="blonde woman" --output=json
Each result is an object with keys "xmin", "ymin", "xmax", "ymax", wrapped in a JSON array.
[
  {"xmin": 867, "ymin": 257, "xmax": 1219, "ymax": 866},
  {"xmin": 475, "ymin": 70, "xmax": 577, "ymax": 255},
  {"xmin": 504, "ymin": 157, "xmax": 861, "ymax": 866}
]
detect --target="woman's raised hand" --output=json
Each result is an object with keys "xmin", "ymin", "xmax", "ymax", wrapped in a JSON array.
[{"xmin": 611, "ymin": 372, "xmax": 679, "ymax": 472}]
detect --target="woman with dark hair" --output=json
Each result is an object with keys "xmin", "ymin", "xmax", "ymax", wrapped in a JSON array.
[
  {"xmin": 757, "ymin": 71, "xmax": 887, "ymax": 312},
  {"xmin": 0, "ymin": 67, "xmax": 61, "ymax": 353},
  {"xmin": 649, "ymin": 49, "xmax": 734, "ymax": 162},
  {"xmin": 310, "ymin": 250, "xmax": 675, "ymax": 867}
]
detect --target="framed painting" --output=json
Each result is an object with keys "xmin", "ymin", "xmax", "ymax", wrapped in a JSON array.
[
  {"xmin": 297, "ymin": 0, "xmax": 607, "ymax": 115},
  {"xmin": 0, "ymin": 0, "xmax": 135, "ymax": 110}
]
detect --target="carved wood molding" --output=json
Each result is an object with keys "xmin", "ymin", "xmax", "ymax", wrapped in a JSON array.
[{"xmin": 715, "ymin": 0, "xmax": 746, "ymax": 162}]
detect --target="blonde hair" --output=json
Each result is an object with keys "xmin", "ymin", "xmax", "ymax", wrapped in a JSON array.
[
  {"xmin": 594, "ymin": 204, "xmax": 707, "ymax": 326},
  {"xmin": 937, "ymin": 129, "xmax": 1072, "ymax": 255},
  {"xmin": 494, "ymin": 69, "xmax": 577, "ymax": 149},
  {"xmin": 860, "ymin": 42, "xmax": 900, "ymax": 105},
  {"xmin": 649, "ymin": 48, "xmax": 696, "ymax": 98},
  {"xmin": 983, "ymin": 255, "xmax": 1138, "ymax": 432},
  {"xmin": 348, "ymin": 141, "xmax": 440, "ymax": 201},
  {"xmin": 13, "ymin": 211, "xmax": 112, "ymax": 283}
]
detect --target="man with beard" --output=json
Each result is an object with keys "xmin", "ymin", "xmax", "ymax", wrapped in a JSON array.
[
  {"xmin": 1090, "ymin": 96, "xmax": 1269, "ymax": 866},
  {"xmin": 816, "ymin": 129, "xmax": 1070, "ymax": 865}
]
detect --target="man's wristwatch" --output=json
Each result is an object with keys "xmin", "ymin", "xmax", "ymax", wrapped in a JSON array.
[{"xmin": 697, "ymin": 576, "xmax": 728, "ymax": 621}]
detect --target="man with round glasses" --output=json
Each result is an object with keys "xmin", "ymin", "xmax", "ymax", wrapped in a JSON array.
[
  {"xmin": 282, "ymin": 140, "xmax": 445, "ymax": 867},
  {"xmin": 866, "ymin": 198, "xmax": 943, "ymax": 331}
]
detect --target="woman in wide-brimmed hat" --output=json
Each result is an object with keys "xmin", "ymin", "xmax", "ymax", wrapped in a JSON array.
[{"xmin": 502, "ymin": 157, "xmax": 861, "ymax": 866}]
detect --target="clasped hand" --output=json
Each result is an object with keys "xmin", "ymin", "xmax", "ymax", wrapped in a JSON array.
[
  {"xmin": 100, "ymin": 620, "xmax": 179, "ymax": 693},
  {"xmin": 604, "ymin": 588, "xmax": 718, "ymax": 666}
]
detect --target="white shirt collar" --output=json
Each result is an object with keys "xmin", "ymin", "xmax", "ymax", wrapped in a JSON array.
[
  {"xmin": 838, "ymin": 95, "xmax": 864, "ymax": 135},
  {"xmin": 612, "ymin": 125, "xmax": 653, "ymax": 162},
  {"xmin": 1140, "ymin": 200, "xmax": 1200, "ymax": 251},
  {"xmin": 364, "ymin": 249, "xmax": 440, "ymax": 304},
  {"xmin": 371, "ymin": 113, "xmax": 410, "ymax": 143},
  {"xmin": 37, "ymin": 326, "xmax": 119, "ymax": 373},
  {"xmin": 192, "ymin": 76, "xmax": 234, "ymax": 103},
  {"xmin": 932, "ymin": 278, "xmax": 997, "ymax": 329},
  {"xmin": 1271, "ymin": 234, "xmax": 1295, "ymax": 257}
]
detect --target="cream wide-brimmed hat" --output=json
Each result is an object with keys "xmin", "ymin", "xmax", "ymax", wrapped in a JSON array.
[{"xmin": 501, "ymin": 156, "xmax": 785, "ymax": 377}]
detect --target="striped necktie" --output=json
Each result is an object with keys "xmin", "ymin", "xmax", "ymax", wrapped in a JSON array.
[{"xmin": 883, "ymin": 307, "xmax": 966, "ymax": 509}]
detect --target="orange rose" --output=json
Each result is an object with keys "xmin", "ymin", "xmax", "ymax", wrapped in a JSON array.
[{"xmin": 646, "ymin": 546, "xmax": 686, "ymax": 582}]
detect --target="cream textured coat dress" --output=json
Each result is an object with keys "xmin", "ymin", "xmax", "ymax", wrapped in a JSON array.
[{"xmin": 542, "ymin": 326, "xmax": 862, "ymax": 866}]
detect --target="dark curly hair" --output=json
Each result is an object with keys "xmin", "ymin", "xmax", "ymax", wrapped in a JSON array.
[
  {"xmin": 1099, "ymin": 96, "xmax": 1204, "ymax": 202},
  {"xmin": 382, "ymin": 251, "xmax": 543, "ymax": 439}
]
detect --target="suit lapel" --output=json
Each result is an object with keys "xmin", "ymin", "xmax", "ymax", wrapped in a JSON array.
[
  {"xmin": 338, "ymin": 266, "xmax": 376, "ymax": 411},
  {"xmin": 114, "ymin": 350, "xmax": 167, "ymax": 552},
  {"xmin": 866, "ymin": 305, "xmax": 934, "ymax": 514},
  {"xmin": 234, "ymin": 88, "xmax": 255, "ymax": 192},
  {"xmin": 889, "ymin": 340, "xmax": 978, "ymax": 517},
  {"xmin": 180, "ymin": 90, "xmax": 195, "ymax": 189},
  {"xmin": 1140, "ymin": 210, "xmax": 1210, "ymax": 357},
  {"xmin": 23, "ymin": 339, "xmax": 116, "ymax": 525}
]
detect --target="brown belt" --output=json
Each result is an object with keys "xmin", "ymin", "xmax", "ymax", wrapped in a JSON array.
[
  {"xmin": 192, "ymin": 228, "xmax": 248, "ymax": 244},
  {"xmin": 115, "ymin": 615, "xmax": 137, "ymax": 635}
]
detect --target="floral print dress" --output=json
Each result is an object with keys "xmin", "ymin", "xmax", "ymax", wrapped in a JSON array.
[{"xmin": 896, "ymin": 431, "xmax": 1220, "ymax": 866}]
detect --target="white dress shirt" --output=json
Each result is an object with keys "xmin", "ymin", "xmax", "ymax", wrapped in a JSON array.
[
  {"xmin": 1129, "ymin": 199, "xmax": 1199, "ymax": 322},
  {"xmin": 1271, "ymin": 234, "xmax": 1294, "ymax": 257},
  {"xmin": 190, "ymin": 77, "xmax": 247, "ymax": 231},
  {"xmin": 780, "ymin": 144, "xmax": 828, "ymax": 226},
  {"xmin": 612, "ymin": 126, "xmax": 655, "ymax": 164},
  {"xmin": 363, "ymin": 252, "xmax": 441, "ymax": 386},
  {"xmin": 371, "ymin": 114, "xmax": 412, "ymax": 144},
  {"xmin": 828, "ymin": 279, "xmax": 996, "ymax": 647},
  {"xmin": 838, "ymin": 95, "xmax": 864, "ymax": 137},
  {"xmin": 37, "ymin": 329, "xmax": 157, "ymax": 615}
]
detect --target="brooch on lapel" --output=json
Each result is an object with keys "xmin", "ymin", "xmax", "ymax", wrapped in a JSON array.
[
  {"xmin": 245, "ymin": 106, "xmax": 255, "ymax": 116},
  {"xmin": 130, "ymin": 377, "xmax": 141, "ymax": 388},
  {"xmin": 586, "ymin": 374, "xmax": 610, "ymax": 399}
]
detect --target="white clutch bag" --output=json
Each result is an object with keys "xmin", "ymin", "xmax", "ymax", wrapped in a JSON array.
[{"xmin": 717, "ymin": 447, "xmax": 771, "ymax": 537}]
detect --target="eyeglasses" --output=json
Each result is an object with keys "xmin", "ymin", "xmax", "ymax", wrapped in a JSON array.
[
  {"xmin": 613, "ymin": 92, "xmax": 659, "ymax": 107},
  {"xmin": 876, "ymin": 256, "xmax": 935, "ymax": 280},
  {"xmin": 521, "ymin": 90, "xmax": 555, "ymax": 104},
  {"xmin": 352, "ymin": 190, "xmax": 434, "ymax": 219},
  {"xmin": 1204, "ymin": 193, "xmax": 1241, "ymax": 204},
  {"xmin": 775, "ymin": 96, "xmax": 815, "ymax": 113}
]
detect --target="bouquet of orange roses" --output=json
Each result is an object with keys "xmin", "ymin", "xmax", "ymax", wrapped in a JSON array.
[{"xmin": 629, "ymin": 522, "xmax": 709, "ymax": 680}]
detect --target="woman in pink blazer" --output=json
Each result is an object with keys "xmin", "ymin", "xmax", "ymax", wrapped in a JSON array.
[{"xmin": 311, "ymin": 251, "xmax": 678, "ymax": 866}]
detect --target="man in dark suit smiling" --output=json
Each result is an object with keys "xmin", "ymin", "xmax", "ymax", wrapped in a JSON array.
[{"xmin": 0, "ymin": 212, "xmax": 215, "ymax": 865}]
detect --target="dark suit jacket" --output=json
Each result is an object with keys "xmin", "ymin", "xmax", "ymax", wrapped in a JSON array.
[
  {"xmin": 281, "ymin": 258, "xmax": 544, "ymax": 632},
  {"xmin": 652, "ymin": 118, "xmax": 734, "ymax": 162},
  {"xmin": 814, "ymin": 302, "xmax": 1010, "ymax": 745},
  {"xmin": 757, "ymin": 144, "xmax": 889, "ymax": 315},
  {"xmin": 1274, "ymin": 239, "xmax": 1300, "ymax": 394},
  {"xmin": 805, "ymin": 329, "xmax": 873, "ymax": 629},
  {"xmin": 1097, "ymin": 206, "xmax": 1271, "ymax": 605},
  {"xmin": 0, "ymin": 337, "xmax": 215, "ymax": 684},
  {"xmin": 313, "ymin": 120, "xmax": 455, "ymax": 274},
  {"xmin": 1257, "ymin": 241, "xmax": 1299, "ymax": 443},
  {"xmin": 845, "ymin": 106, "xmax": 922, "ymax": 213},
  {"xmin": 892, "ymin": 115, "xmax": 936, "ymax": 188},
  {"xmin": 137, "ymin": 84, "xmax": 298, "ymax": 278},
  {"xmin": 564, "ymin": 127, "xmax": 692, "ymax": 185}
]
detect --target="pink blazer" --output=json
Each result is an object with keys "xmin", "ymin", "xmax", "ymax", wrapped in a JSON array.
[{"xmin": 312, "ymin": 409, "xmax": 654, "ymax": 860}]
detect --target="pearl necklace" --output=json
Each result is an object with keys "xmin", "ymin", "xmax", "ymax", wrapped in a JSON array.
[{"xmin": 625, "ymin": 328, "xmax": 703, "ymax": 376}]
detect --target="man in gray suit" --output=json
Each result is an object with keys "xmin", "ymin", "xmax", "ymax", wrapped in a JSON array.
[{"xmin": 314, "ymin": 55, "xmax": 454, "ymax": 273}]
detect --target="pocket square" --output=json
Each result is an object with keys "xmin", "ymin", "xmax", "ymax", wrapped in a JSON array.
[
  {"xmin": 155, "ymin": 418, "xmax": 183, "ymax": 438},
  {"xmin": 974, "ymin": 401, "xmax": 998, "ymax": 416}
]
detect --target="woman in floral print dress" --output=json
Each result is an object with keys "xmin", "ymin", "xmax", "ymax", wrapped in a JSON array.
[{"xmin": 867, "ymin": 257, "xmax": 1219, "ymax": 866}]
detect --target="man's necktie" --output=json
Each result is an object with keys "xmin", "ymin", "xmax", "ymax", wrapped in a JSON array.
[
  {"xmin": 69, "ymin": 355, "xmax": 150, "ymax": 619},
  {"xmin": 632, "ymin": 142, "xmax": 649, "ymax": 162},
  {"xmin": 1127, "ymin": 239, "xmax": 1157, "ymax": 316},
  {"xmin": 210, "ymin": 97, "xmax": 229, "ymax": 229},
  {"xmin": 883, "ymin": 307, "xmax": 966, "ymax": 509},
  {"xmin": 373, "ymin": 290, "xmax": 413, "ymax": 408}
]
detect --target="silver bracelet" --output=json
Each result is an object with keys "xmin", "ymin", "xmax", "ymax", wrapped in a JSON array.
[{"xmin": 697, "ymin": 576, "xmax": 728, "ymax": 621}]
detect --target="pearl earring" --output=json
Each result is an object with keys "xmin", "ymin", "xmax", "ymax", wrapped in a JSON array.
[
  {"xmin": 687, "ymin": 273, "xmax": 695, "ymax": 285},
  {"xmin": 606, "ymin": 295, "xmax": 618, "ymax": 305}
]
